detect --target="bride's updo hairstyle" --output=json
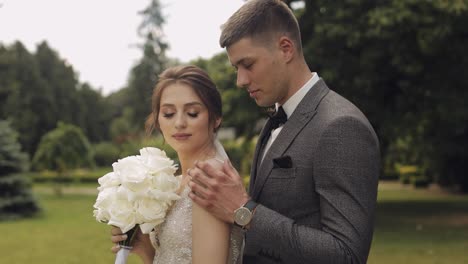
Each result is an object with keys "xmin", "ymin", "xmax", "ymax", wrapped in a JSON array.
[{"xmin": 145, "ymin": 65, "xmax": 223, "ymax": 135}]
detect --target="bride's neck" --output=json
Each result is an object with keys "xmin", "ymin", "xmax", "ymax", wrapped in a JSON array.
[{"xmin": 178, "ymin": 143, "xmax": 217, "ymax": 176}]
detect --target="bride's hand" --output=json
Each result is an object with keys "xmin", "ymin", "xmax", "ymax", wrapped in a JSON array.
[
  {"xmin": 110, "ymin": 226, "xmax": 127, "ymax": 253},
  {"xmin": 110, "ymin": 226, "xmax": 155, "ymax": 263}
]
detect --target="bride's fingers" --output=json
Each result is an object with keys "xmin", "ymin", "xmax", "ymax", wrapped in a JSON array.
[
  {"xmin": 110, "ymin": 226, "xmax": 123, "ymax": 235},
  {"xmin": 111, "ymin": 244, "xmax": 120, "ymax": 253},
  {"xmin": 111, "ymin": 234, "xmax": 127, "ymax": 243}
]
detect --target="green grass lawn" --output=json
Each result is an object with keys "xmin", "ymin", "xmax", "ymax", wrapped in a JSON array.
[
  {"xmin": 368, "ymin": 182, "xmax": 468, "ymax": 264},
  {"xmin": 0, "ymin": 184, "xmax": 141, "ymax": 264},
  {"xmin": 1, "ymin": 182, "xmax": 467, "ymax": 263}
]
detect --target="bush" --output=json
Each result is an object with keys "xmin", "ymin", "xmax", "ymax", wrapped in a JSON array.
[
  {"xmin": 396, "ymin": 164, "xmax": 432, "ymax": 188},
  {"xmin": 32, "ymin": 122, "xmax": 95, "ymax": 171},
  {"xmin": 397, "ymin": 165, "xmax": 418, "ymax": 185},
  {"xmin": 93, "ymin": 142, "xmax": 120, "ymax": 167},
  {"xmin": 410, "ymin": 175, "xmax": 431, "ymax": 188},
  {"xmin": 30, "ymin": 167, "xmax": 111, "ymax": 184},
  {"xmin": 222, "ymin": 136, "xmax": 258, "ymax": 177}
]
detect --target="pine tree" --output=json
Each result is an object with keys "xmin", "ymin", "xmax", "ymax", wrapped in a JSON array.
[{"xmin": 0, "ymin": 120, "xmax": 40, "ymax": 220}]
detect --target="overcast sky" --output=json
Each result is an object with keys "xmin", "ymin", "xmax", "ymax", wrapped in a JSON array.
[{"xmin": 0, "ymin": 0, "xmax": 244, "ymax": 95}]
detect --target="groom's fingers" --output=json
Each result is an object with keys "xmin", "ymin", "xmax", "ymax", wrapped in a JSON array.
[
  {"xmin": 188, "ymin": 166, "xmax": 215, "ymax": 188},
  {"xmin": 188, "ymin": 189, "xmax": 208, "ymax": 207},
  {"xmin": 222, "ymin": 159, "xmax": 240, "ymax": 181},
  {"xmin": 188, "ymin": 177, "xmax": 210, "ymax": 199},
  {"xmin": 195, "ymin": 160, "xmax": 226, "ymax": 181}
]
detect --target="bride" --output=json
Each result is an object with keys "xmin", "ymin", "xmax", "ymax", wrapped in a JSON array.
[{"xmin": 110, "ymin": 65, "xmax": 243, "ymax": 264}]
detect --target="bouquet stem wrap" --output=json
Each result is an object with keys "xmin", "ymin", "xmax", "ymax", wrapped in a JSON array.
[
  {"xmin": 114, "ymin": 225, "xmax": 138, "ymax": 264},
  {"xmin": 115, "ymin": 247, "xmax": 130, "ymax": 264}
]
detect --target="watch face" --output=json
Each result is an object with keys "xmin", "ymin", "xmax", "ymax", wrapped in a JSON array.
[{"xmin": 234, "ymin": 207, "xmax": 252, "ymax": 226}]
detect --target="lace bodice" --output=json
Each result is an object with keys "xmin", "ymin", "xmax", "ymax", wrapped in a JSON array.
[{"xmin": 151, "ymin": 178, "xmax": 243, "ymax": 264}]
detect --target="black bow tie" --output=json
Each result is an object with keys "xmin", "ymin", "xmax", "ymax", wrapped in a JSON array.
[{"xmin": 269, "ymin": 106, "xmax": 287, "ymax": 130}]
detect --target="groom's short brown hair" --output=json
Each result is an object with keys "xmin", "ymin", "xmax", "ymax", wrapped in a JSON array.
[{"xmin": 219, "ymin": 0, "xmax": 302, "ymax": 52}]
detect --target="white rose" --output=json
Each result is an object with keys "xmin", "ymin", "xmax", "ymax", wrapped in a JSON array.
[
  {"xmin": 116, "ymin": 185, "xmax": 144, "ymax": 202},
  {"xmin": 139, "ymin": 147, "xmax": 166, "ymax": 158},
  {"xmin": 136, "ymin": 198, "xmax": 168, "ymax": 234},
  {"xmin": 113, "ymin": 156, "xmax": 151, "ymax": 192},
  {"xmin": 148, "ymin": 189, "xmax": 180, "ymax": 203},
  {"xmin": 107, "ymin": 198, "xmax": 137, "ymax": 233},
  {"xmin": 140, "ymin": 147, "xmax": 178, "ymax": 175},
  {"xmin": 149, "ymin": 174, "xmax": 180, "ymax": 201},
  {"xmin": 97, "ymin": 172, "xmax": 120, "ymax": 190},
  {"xmin": 152, "ymin": 172, "xmax": 180, "ymax": 192},
  {"xmin": 136, "ymin": 198, "xmax": 168, "ymax": 223},
  {"xmin": 93, "ymin": 187, "xmax": 118, "ymax": 222}
]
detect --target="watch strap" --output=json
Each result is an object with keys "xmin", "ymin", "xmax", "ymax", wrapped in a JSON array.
[{"xmin": 243, "ymin": 199, "xmax": 258, "ymax": 211}]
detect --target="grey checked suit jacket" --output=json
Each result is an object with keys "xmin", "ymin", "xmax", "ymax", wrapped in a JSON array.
[{"xmin": 243, "ymin": 79, "xmax": 380, "ymax": 264}]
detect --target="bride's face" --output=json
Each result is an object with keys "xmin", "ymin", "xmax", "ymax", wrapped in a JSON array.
[{"xmin": 158, "ymin": 82, "xmax": 216, "ymax": 156}]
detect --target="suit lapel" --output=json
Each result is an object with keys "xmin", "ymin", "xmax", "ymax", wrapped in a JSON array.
[
  {"xmin": 249, "ymin": 119, "xmax": 273, "ymax": 195},
  {"xmin": 251, "ymin": 79, "xmax": 330, "ymax": 200}
]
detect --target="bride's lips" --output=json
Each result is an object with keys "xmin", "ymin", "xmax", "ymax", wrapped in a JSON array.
[{"xmin": 172, "ymin": 133, "xmax": 191, "ymax": 140}]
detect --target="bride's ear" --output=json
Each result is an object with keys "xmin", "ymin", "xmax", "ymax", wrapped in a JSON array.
[{"xmin": 214, "ymin": 118, "xmax": 222, "ymax": 132}]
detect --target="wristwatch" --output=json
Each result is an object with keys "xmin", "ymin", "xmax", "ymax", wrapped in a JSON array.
[{"xmin": 233, "ymin": 199, "xmax": 258, "ymax": 229}]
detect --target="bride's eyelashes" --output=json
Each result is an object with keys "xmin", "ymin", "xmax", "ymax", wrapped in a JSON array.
[
  {"xmin": 163, "ymin": 112, "xmax": 175, "ymax": 118},
  {"xmin": 161, "ymin": 111, "xmax": 199, "ymax": 119},
  {"xmin": 187, "ymin": 112, "xmax": 199, "ymax": 118}
]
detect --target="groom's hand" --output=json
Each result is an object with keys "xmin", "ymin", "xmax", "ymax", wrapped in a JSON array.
[{"xmin": 188, "ymin": 159, "xmax": 249, "ymax": 224}]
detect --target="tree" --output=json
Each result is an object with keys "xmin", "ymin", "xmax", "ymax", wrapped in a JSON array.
[
  {"xmin": 0, "ymin": 120, "xmax": 40, "ymax": 220},
  {"xmin": 35, "ymin": 41, "xmax": 81, "ymax": 125},
  {"xmin": 193, "ymin": 54, "xmax": 266, "ymax": 138},
  {"xmin": 76, "ymin": 83, "xmax": 112, "ymax": 142},
  {"xmin": 126, "ymin": 0, "xmax": 169, "ymax": 127},
  {"xmin": 32, "ymin": 122, "xmax": 94, "ymax": 195},
  {"xmin": 298, "ymin": 0, "xmax": 468, "ymax": 191},
  {"xmin": 1, "ymin": 40, "xmax": 115, "ymax": 156},
  {"xmin": 0, "ymin": 41, "xmax": 53, "ymax": 155}
]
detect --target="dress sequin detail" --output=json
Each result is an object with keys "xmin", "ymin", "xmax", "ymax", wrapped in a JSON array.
[{"xmin": 151, "ymin": 177, "xmax": 243, "ymax": 264}]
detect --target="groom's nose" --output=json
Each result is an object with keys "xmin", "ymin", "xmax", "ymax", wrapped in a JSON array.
[{"xmin": 236, "ymin": 68, "xmax": 250, "ymax": 88}]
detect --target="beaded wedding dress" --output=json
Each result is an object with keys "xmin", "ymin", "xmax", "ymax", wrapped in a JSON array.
[{"xmin": 150, "ymin": 140, "xmax": 244, "ymax": 264}]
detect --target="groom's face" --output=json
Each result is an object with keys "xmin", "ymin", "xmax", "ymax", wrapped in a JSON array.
[{"xmin": 227, "ymin": 37, "xmax": 289, "ymax": 107}]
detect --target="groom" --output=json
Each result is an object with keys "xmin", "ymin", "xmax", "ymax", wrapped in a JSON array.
[{"xmin": 188, "ymin": 0, "xmax": 380, "ymax": 263}]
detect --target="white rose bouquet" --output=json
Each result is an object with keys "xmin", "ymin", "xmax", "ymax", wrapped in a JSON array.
[{"xmin": 93, "ymin": 147, "xmax": 180, "ymax": 264}]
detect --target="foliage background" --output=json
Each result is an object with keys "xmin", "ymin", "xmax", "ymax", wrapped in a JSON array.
[{"xmin": 1, "ymin": 0, "xmax": 467, "ymax": 262}]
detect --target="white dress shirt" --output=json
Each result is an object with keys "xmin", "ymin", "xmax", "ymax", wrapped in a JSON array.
[{"xmin": 261, "ymin": 72, "xmax": 320, "ymax": 163}]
